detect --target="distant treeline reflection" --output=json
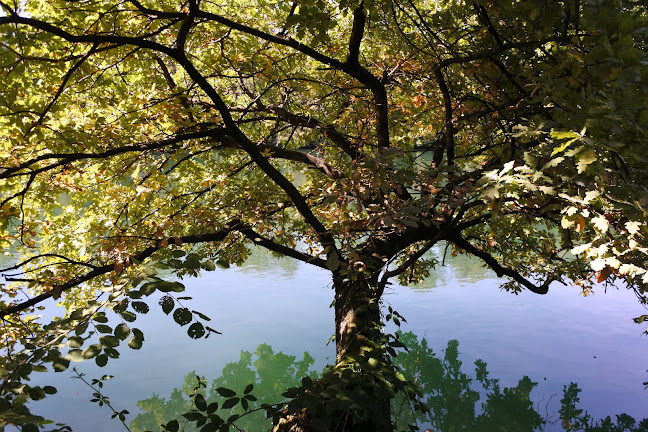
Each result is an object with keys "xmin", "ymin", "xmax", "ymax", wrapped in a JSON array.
[{"xmin": 130, "ymin": 332, "xmax": 648, "ymax": 432}]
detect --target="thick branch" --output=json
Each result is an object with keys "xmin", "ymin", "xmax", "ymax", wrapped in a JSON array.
[
  {"xmin": 0, "ymin": 226, "xmax": 237, "ymax": 317},
  {"xmin": 257, "ymin": 145, "xmax": 344, "ymax": 179},
  {"xmin": 238, "ymin": 227, "xmax": 327, "ymax": 269},
  {"xmin": 433, "ymin": 65, "xmax": 455, "ymax": 166},
  {"xmin": 1, "ymin": 128, "xmax": 226, "ymax": 179},
  {"xmin": 178, "ymin": 57, "xmax": 337, "ymax": 251},
  {"xmin": 266, "ymin": 105, "xmax": 361, "ymax": 161},
  {"xmin": 193, "ymin": 10, "xmax": 390, "ymax": 151},
  {"xmin": 346, "ymin": 2, "xmax": 365, "ymax": 65},
  {"xmin": 449, "ymin": 235, "xmax": 551, "ymax": 294},
  {"xmin": 0, "ymin": 219, "xmax": 330, "ymax": 317},
  {"xmin": 0, "ymin": 16, "xmax": 179, "ymax": 57}
]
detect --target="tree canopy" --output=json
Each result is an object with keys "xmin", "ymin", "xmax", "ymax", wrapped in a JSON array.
[{"xmin": 1, "ymin": 0, "xmax": 648, "ymax": 430}]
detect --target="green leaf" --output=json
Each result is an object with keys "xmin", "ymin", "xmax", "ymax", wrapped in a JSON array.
[
  {"xmin": 127, "ymin": 328, "xmax": 145, "ymax": 350},
  {"xmin": 160, "ymin": 295, "xmax": 174, "ymax": 314},
  {"xmin": 192, "ymin": 310, "xmax": 212, "ymax": 321},
  {"xmin": 164, "ymin": 419, "xmax": 179, "ymax": 432},
  {"xmin": 28, "ymin": 386, "xmax": 46, "ymax": 401},
  {"xmin": 95, "ymin": 354, "xmax": 109, "ymax": 367},
  {"xmin": 53, "ymin": 357, "xmax": 70, "ymax": 372},
  {"xmin": 576, "ymin": 147, "xmax": 597, "ymax": 173},
  {"xmin": 200, "ymin": 422, "xmax": 218, "ymax": 432},
  {"xmin": 171, "ymin": 249, "xmax": 186, "ymax": 258},
  {"xmin": 326, "ymin": 253, "xmax": 340, "ymax": 271},
  {"xmin": 66, "ymin": 349, "xmax": 85, "ymax": 362},
  {"xmin": 195, "ymin": 393, "xmax": 207, "ymax": 411},
  {"xmin": 184, "ymin": 253, "xmax": 202, "ymax": 270},
  {"xmin": 132, "ymin": 301, "xmax": 150, "ymax": 314},
  {"xmin": 43, "ymin": 386, "xmax": 57, "ymax": 394},
  {"xmin": 82, "ymin": 344, "xmax": 102, "ymax": 359},
  {"xmin": 139, "ymin": 282, "xmax": 157, "ymax": 296},
  {"xmin": 95, "ymin": 324, "xmax": 113, "ymax": 334},
  {"xmin": 99, "ymin": 335, "xmax": 120, "ymax": 348},
  {"xmin": 173, "ymin": 308, "xmax": 192, "ymax": 326},
  {"xmin": 216, "ymin": 387, "xmax": 236, "ymax": 398},
  {"xmin": 75, "ymin": 321, "xmax": 89, "ymax": 336},
  {"xmin": 155, "ymin": 281, "xmax": 185, "ymax": 292},
  {"xmin": 201, "ymin": 260, "xmax": 216, "ymax": 271},
  {"xmin": 127, "ymin": 328, "xmax": 144, "ymax": 350},
  {"xmin": 114, "ymin": 323, "xmax": 131, "ymax": 340},
  {"xmin": 22, "ymin": 424, "xmax": 39, "ymax": 432},
  {"xmin": 104, "ymin": 347, "xmax": 120, "ymax": 359},
  {"xmin": 120, "ymin": 310, "xmax": 137, "ymax": 322},
  {"xmin": 183, "ymin": 412, "xmax": 205, "ymax": 421},
  {"xmin": 93, "ymin": 313, "xmax": 108, "ymax": 323},
  {"xmin": 67, "ymin": 336, "xmax": 83, "ymax": 348},
  {"xmin": 128, "ymin": 335, "xmax": 143, "ymax": 350},
  {"xmin": 206, "ymin": 402, "xmax": 219, "ymax": 414},
  {"xmin": 222, "ymin": 397, "xmax": 239, "ymax": 409},
  {"xmin": 113, "ymin": 299, "xmax": 129, "ymax": 313},
  {"xmin": 187, "ymin": 322, "xmax": 205, "ymax": 339}
]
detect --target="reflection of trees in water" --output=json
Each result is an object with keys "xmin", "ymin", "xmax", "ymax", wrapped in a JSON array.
[
  {"xmin": 130, "ymin": 333, "xmax": 648, "ymax": 432},
  {"xmin": 406, "ymin": 244, "xmax": 497, "ymax": 291},
  {"xmin": 131, "ymin": 345, "xmax": 318, "ymax": 432},
  {"xmin": 393, "ymin": 331, "xmax": 544, "ymax": 431},
  {"xmin": 234, "ymin": 246, "xmax": 301, "ymax": 279}
]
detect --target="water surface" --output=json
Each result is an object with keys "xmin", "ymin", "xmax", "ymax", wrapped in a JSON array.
[{"xmin": 16, "ymin": 248, "xmax": 648, "ymax": 430}]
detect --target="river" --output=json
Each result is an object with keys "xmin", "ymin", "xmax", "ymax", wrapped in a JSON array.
[{"xmin": 8, "ymin": 246, "xmax": 648, "ymax": 431}]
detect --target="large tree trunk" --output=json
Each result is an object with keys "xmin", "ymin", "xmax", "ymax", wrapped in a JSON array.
[{"xmin": 273, "ymin": 269, "xmax": 393, "ymax": 432}]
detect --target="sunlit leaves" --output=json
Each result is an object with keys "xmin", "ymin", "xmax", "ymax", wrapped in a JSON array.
[
  {"xmin": 52, "ymin": 357, "xmax": 70, "ymax": 372},
  {"xmin": 1, "ymin": 0, "xmax": 648, "ymax": 426},
  {"xmin": 128, "ymin": 328, "xmax": 145, "ymax": 350},
  {"xmin": 114, "ymin": 323, "xmax": 131, "ymax": 340}
]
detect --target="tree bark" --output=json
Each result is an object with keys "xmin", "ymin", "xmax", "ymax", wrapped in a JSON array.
[{"xmin": 273, "ymin": 269, "xmax": 393, "ymax": 432}]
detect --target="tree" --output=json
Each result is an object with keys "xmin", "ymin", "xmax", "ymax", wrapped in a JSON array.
[{"xmin": 1, "ymin": 0, "xmax": 647, "ymax": 430}]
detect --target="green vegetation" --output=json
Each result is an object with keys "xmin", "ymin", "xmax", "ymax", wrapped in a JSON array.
[
  {"xmin": 1, "ymin": 0, "xmax": 647, "ymax": 430},
  {"xmin": 74, "ymin": 333, "xmax": 647, "ymax": 431}
]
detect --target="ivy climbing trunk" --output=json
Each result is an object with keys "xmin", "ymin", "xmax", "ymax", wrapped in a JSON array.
[
  {"xmin": 332, "ymin": 271, "xmax": 392, "ymax": 432},
  {"xmin": 272, "ymin": 266, "xmax": 394, "ymax": 432}
]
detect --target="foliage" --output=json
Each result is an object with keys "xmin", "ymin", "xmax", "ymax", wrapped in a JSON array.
[
  {"xmin": 100, "ymin": 333, "xmax": 647, "ymax": 432},
  {"xmin": 131, "ymin": 345, "xmax": 318, "ymax": 432},
  {"xmin": 559, "ymin": 383, "xmax": 648, "ymax": 432},
  {"xmin": 1, "ymin": 0, "xmax": 648, "ymax": 429}
]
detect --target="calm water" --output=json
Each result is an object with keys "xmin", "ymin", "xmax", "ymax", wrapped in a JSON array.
[{"xmin": 10, "ymin": 247, "xmax": 648, "ymax": 430}]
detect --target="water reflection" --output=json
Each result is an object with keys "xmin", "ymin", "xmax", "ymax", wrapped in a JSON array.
[
  {"xmin": 130, "ymin": 345, "xmax": 318, "ymax": 432},
  {"xmin": 233, "ymin": 247, "xmax": 301, "ymax": 278},
  {"xmin": 129, "ymin": 332, "xmax": 647, "ymax": 432}
]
